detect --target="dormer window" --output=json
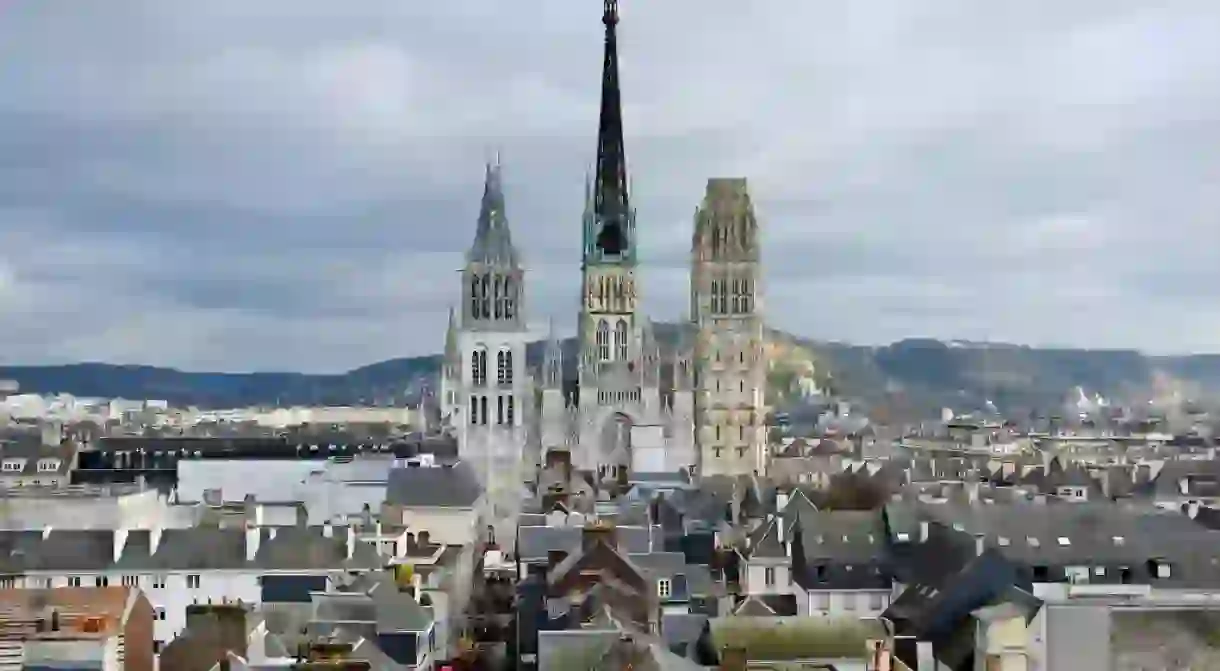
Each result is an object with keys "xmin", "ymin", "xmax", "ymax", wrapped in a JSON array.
[
  {"xmin": 38, "ymin": 460, "xmax": 58, "ymax": 473},
  {"xmin": 1, "ymin": 460, "xmax": 23, "ymax": 472},
  {"xmin": 657, "ymin": 578, "xmax": 672, "ymax": 598}
]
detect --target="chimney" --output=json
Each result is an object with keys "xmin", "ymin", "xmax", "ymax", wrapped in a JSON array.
[
  {"xmin": 323, "ymin": 521, "xmax": 334, "ymax": 538},
  {"xmin": 346, "ymin": 525, "xmax": 356, "ymax": 560},
  {"xmin": 245, "ymin": 525, "xmax": 261, "ymax": 562},
  {"xmin": 776, "ymin": 490, "xmax": 790, "ymax": 511},
  {"xmin": 919, "ymin": 520, "xmax": 929, "ymax": 543},
  {"xmin": 719, "ymin": 644, "xmax": 748, "ymax": 671},
  {"xmin": 113, "ymin": 528, "xmax": 129, "ymax": 563},
  {"xmin": 974, "ymin": 533, "xmax": 986, "ymax": 557},
  {"xmin": 150, "ymin": 527, "xmax": 163, "ymax": 555},
  {"xmin": 776, "ymin": 517, "xmax": 785, "ymax": 546}
]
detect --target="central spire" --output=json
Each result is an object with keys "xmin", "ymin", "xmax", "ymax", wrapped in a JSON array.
[{"xmin": 591, "ymin": 0, "xmax": 631, "ymax": 258}]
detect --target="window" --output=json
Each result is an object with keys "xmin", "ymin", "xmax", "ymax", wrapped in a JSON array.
[
  {"xmin": 153, "ymin": 641, "xmax": 163, "ymax": 654},
  {"xmin": 506, "ymin": 397, "xmax": 515, "ymax": 426},
  {"xmin": 480, "ymin": 396, "xmax": 488, "ymax": 426},
  {"xmin": 497, "ymin": 396, "xmax": 504, "ymax": 425},
  {"xmin": 121, "ymin": 575, "xmax": 139, "ymax": 587},
  {"xmin": 504, "ymin": 277, "xmax": 515, "ymax": 319},
  {"xmin": 715, "ymin": 425, "xmax": 721, "ymax": 441},
  {"xmin": 615, "ymin": 320, "xmax": 628, "ymax": 361},
  {"xmin": 713, "ymin": 447, "xmax": 722, "ymax": 458},
  {"xmin": 811, "ymin": 592, "xmax": 830, "ymax": 610},
  {"xmin": 1032, "ymin": 565, "xmax": 1049, "ymax": 582},
  {"xmin": 0, "ymin": 577, "xmax": 13, "ymax": 589},
  {"xmin": 497, "ymin": 349, "xmax": 513, "ymax": 384},
  {"xmin": 842, "ymin": 594, "xmax": 857, "ymax": 611},
  {"xmin": 471, "ymin": 348, "xmax": 487, "ymax": 386},
  {"xmin": 493, "ymin": 276, "xmax": 503, "ymax": 319},
  {"xmin": 657, "ymin": 579, "xmax": 672, "ymax": 599},
  {"xmin": 469, "ymin": 276, "xmax": 480, "ymax": 319},
  {"xmin": 68, "ymin": 577, "xmax": 81, "ymax": 587},
  {"xmin": 155, "ymin": 607, "xmax": 166, "ymax": 621},
  {"xmin": 814, "ymin": 565, "xmax": 827, "ymax": 582},
  {"xmin": 480, "ymin": 275, "xmax": 491, "ymax": 319},
  {"xmin": 41, "ymin": 578, "xmax": 52, "ymax": 589},
  {"xmin": 596, "ymin": 319, "xmax": 610, "ymax": 361},
  {"xmin": 869, "ymin": 593, "xmax": 885, "ymax": 610},
  {"xmin": 717, "ymin": 279, "xmax": 728, "ymax": 314},
  {"xmin": 469, "ymin": 395, "xmax": 479, "ymax": 426},
  {"xmin": 731, "ymin": 279, "xmax": 741, "ymax": 313},
  {"xmin": 152, "ymin": 575, "xmax": 166, "ymax": 589},
  {"xmin": 710, "ymin": 280, "xmax": 721, "ymax": 313},
  {"xmin": 186, "ymin": 574, "xmax": 201, "ymax": 589},
  {"xmin": 764, "ymin": 567, "xmax": 776, "ymax": 587}
]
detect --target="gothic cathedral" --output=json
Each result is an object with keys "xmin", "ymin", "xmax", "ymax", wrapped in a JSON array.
[{"xmin": 441, "ymin": 0, "xmax": 769, "ymax": 538}]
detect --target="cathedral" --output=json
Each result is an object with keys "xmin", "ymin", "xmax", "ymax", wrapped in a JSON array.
[{"xmin": 440, "ymin": 0, "xmax": 768, "ymax": 539}]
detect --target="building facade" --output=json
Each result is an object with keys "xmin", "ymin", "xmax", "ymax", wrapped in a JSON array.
[
  {"xmin": 440, "ymin": 160, "xmax": 532, "ymax": 546},
  {"xmin": 691, "ymin": 178, "xmax": 768, "ymax": 477},
  {"xmin": 444, "ymin": 0, "xmax": 778, "ymax": 495}
]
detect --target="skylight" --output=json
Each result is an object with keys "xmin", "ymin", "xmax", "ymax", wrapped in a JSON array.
[{"xmin": 1057, "ymin": 537, "xmax": 1071, "ymax": 546}]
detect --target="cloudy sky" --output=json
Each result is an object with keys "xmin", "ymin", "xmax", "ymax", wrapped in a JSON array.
[{"xmin": 1, "ymin": 0, "xmax": 1219, "ymax": 372}]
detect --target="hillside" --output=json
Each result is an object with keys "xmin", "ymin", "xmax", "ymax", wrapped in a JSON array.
[{"xmin": 0, "ymin": 325, "xmax": 1215, "ymax": 413}]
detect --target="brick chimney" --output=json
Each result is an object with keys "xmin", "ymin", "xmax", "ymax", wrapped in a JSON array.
[{"xmin": 719, "ymin": 644, "xmax": 747, "ymax": 671}]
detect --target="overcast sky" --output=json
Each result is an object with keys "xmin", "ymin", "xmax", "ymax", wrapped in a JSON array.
[{"xmin": 1, "ymin": 1, "xmax": 1219, "ymax": 373}]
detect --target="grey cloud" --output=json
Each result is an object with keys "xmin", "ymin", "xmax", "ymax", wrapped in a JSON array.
[{"xmin": 2, "ymin": 0, "xmax": 1220, "ymax": 372}]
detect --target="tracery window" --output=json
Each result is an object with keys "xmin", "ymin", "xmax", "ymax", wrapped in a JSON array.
[
  {"xmin": 504, "ymin": 277, "xmax": 516, "ymax": 319},
  {"xmin": 480, "ymin": 274, "xmax": 491, "ymax": 320},
  {"xmin": 615, "ymin": 320, "xmax": 628, "ymax": 361},
  {"xmin": 471, "ymin": 348, "xmax": 487, "ymax": 386},
  {"xmin": 493, "ymin": 276, "xmax": 503, "ymax": 319},
  {"xmin": 596, "ymin": 320, "xmax": 611, "ymax": 361},
  {"xmin": 497, "ymin": 349, "xmax": 514, "ymax": 384},
  {"xmin": 469, "ymin": 275, "xmax": 480, "ymax": 319}
]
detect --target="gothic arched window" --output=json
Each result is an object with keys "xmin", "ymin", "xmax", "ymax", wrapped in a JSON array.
[
  {"xmin": 493, "ymin": 276, "xmax": 503, "ymax": 319},
  {"xmin": 596, "ymin": 320, "xmax": 611, "ymax": 361},
  {"xmin": 479, "ymin": 396, "xmax": 488, "ymax": 425},
  {"xmin": 497, "ymin": 349, "xmax": 514, "ymax": 385},
  {"xmin": 472, "ymin": 348, "xmax": 487, "ymax": 386},
  {"xmin": 480, "ymin": 274, "xmax": 491, "ymax": 319},
  {"xmin": 469, "ymin": 275, "xmax": 480, "ymax": 319},
  {"xmin": 615, "ymin": 320, "xmax": 628, "ymax": 361},
  {"xmin": 504, "ymin": 276, "xmax": 516, "ymax": 319},
  {"xmin": 717, "ymin": 278, "xmax": 728, "ymax": 315},
  {"xmin": 731, "ymin": 278, "xmax": 742, "ymax": 314}
]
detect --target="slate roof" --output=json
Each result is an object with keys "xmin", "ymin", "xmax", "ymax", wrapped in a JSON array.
[
  {"xmin": 0, "ymin": 525, "xmax": 382, "ymax": 573},
  {"xmin": 383, "ymin": 462, "xmax": 482, "ymax": 508}
]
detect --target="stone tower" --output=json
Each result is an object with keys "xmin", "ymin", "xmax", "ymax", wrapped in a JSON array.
[
  {"xmin": 444, "ymin": 159, "xmax": 530, "ymax": 545},
  {"xmin": 690, "ymin": 178, "xmax": 767, "ymax": 477},
  {"xmin": 579, "ymin": 0, "xmax": 638, "ymax": 374}
]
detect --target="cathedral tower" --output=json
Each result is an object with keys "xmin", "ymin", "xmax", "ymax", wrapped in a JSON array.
[
  {"xmin": 445, "ymin": 159, "xmax": 530, "ymax": 544},
  {"xmin": 579, "ymin": 0, "xmax": 639, "ymax": 373},
  {"xmin": 691, "ymin": 178, "xmax": 767, "ymax": 477}
]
